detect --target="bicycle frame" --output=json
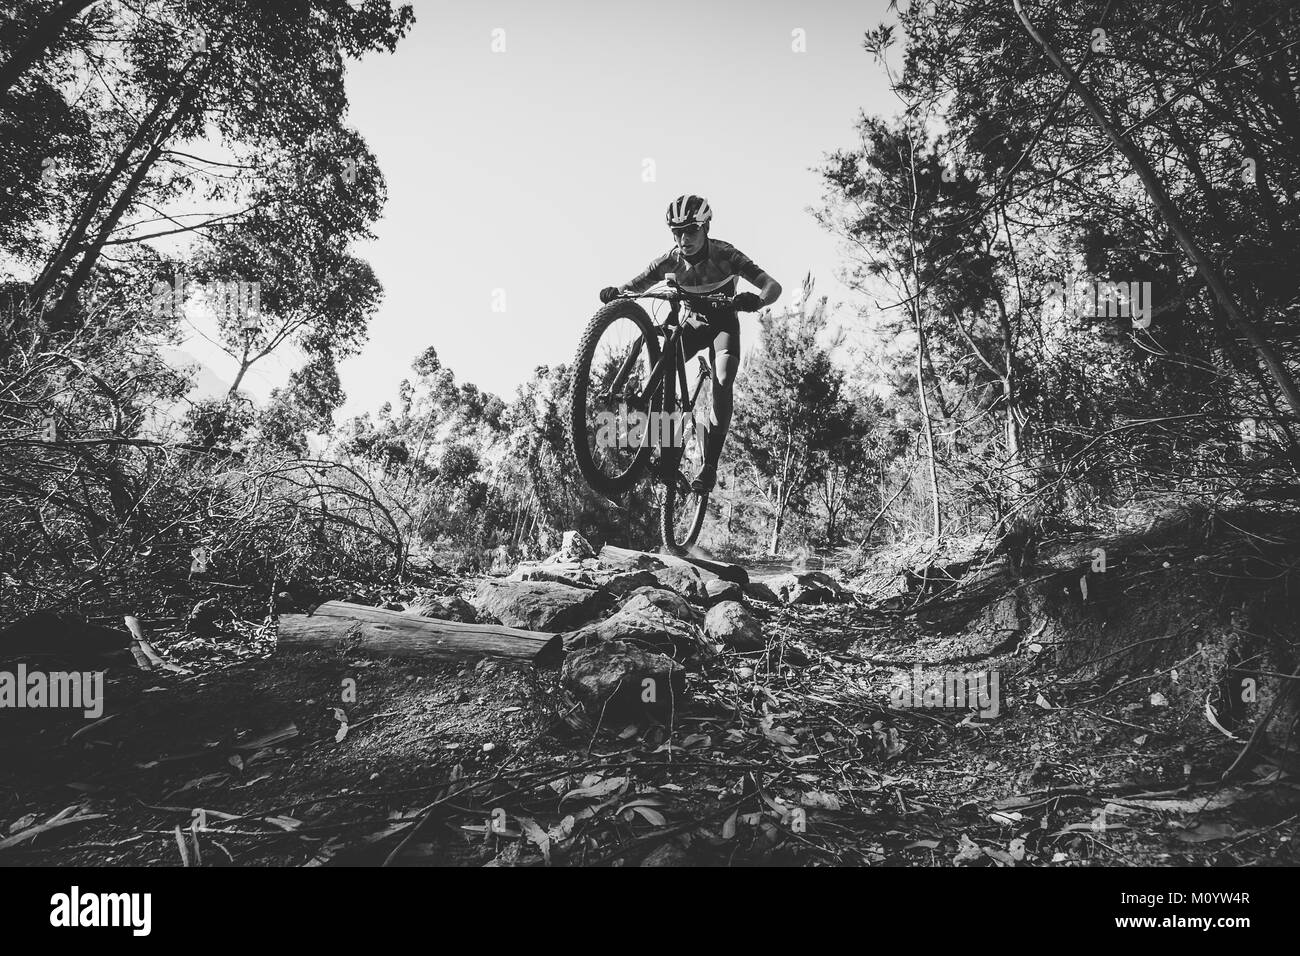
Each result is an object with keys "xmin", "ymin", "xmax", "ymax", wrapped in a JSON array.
[{"xmin": 603, "ymin": 285, "xmax": 725, "ymax": 455}]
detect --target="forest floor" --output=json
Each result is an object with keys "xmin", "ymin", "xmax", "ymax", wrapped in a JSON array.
[{"xmin": 2, "ymin": 509, "xmax": 1299, "ymax": 867}]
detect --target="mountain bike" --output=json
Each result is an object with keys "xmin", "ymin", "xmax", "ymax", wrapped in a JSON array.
[{"xmin": 569, "ymin": 277, "xmax": 725, "ymax": 555}]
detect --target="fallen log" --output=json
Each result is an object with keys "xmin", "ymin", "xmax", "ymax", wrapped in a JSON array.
[
  {"xmin": 598, "ymin": 545, "xmax": 749, "ymax": 586},
  {"xmin": 278, "ymin": 602, "xmax": 563, "ymax": 667}
]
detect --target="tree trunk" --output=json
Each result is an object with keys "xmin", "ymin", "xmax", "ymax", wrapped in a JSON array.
[
  {"xmin": 227, "ymin": 356, "xmax": 252, "ymax": 397},
  {"xmin": 0, "ymin": 0, "xmax": 98, "ymax": 96},
  {"xmin": 769, "ymin": 495, "xmax": 786, "ymax": 555},
  {"xmin": 913, "ymin": 314, "xmax": 942, "ymax": 541},
  {"xmin": 278, "ymin": 602, "xmax": 563, "ymax": 666},
  {"xmin": 1012, "ymin": 0, "xmax": 1300, "ymax": 422},
  {"xmin": 31, "ymin": 80, "xmax": 180, "ymax": 306},
  {"xmin": 51, "ymin": 73, "xmax": 205, "ymax": 325},
  {"xmin": 598, "ymin": 544, "xmax": 749, "ymax": 585},
  {"xmin": 904, "ymin": 132, "xmax": 942, "ymax": 543}
]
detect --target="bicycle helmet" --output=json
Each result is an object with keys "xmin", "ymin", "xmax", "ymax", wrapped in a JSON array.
[{"xmin": 666, "ymin": 194, "xmax": 712, "ymax": 229}]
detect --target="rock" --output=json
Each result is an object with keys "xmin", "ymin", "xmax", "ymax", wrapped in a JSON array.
[
  {"xmin": 595, "ymin": 569, "xmax": 660, "ymax": 597},
  {"xmin": 404, "ymin": 594, "xmax": 477, "ymax": 624},
  {"xmin": 564, "ymin": 590, "xmax": 704, "ymax": 657},
  {"xmin": 652, "ymin": 564, "xmax": 708, "ymax": 602},
  {"xmin": 556, "ymin": 530, "xmax": 595, "ymax": 562},
  {"xmin": 742, "ymin": 581, "xmax": 780, "ymax": 604},
  {"xmin": 472, "ymin": 580, "xmax": 609, "ymax": 632},
  {"xmin": 625, "ymin": 586, "xmax": 700, "ymax": 623},
  {"xmin": 703, "ymin": 579, "xmax": 744, "ymax": 606},
  {"xmin": 561, "ymin": 641, "xmax": 687, "ymax": 723},
  {"xmin": 770, "ymin": 570, "xmax": 849, "ymax": 605},
  {"xmin": 704, "ymin": 600, "xmax": 765, "ymax": 651}
]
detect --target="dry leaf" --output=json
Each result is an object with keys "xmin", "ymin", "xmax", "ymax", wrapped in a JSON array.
[
  {"xmin": 1174, "ymin": 822, "xmax": 1238, "ymax": 843},
  {"xmin": 953, "ymin": 834, "xmax": 984, "ymax": 866},
  {"xmin": 801, "ymin": 791, "xmax": 842, "ymax": 810},
  {"xmin": 721, "ymin": 809, "xmax": 739, "ymax": 841},
  {"xmin": 560, "ymin": 776, "xmax": 628, "ymax": 804},
  {"xmin": 0, "ymin": 811, "xmax": 106, "ymax": 850},
  {"xmin": 232, "ymin": 721, "xmax": 299, "ymax": 751},
  {"xmin": 762, "ymin": 726, "xmax": 798, "ymax": 747},
  {"xmin": 631, "ymin": 806, "xmax": 667, "ymax": 826},
  {"xmin": 1204, "ymin": 699, "xmax": 1240, "ymax": 741},
  {"xmin": 7, "ymin": 813, "xmax": 38, "ymax": 834}
]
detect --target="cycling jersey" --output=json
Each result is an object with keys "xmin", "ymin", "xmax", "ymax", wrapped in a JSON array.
[{"xmin": 621, "ymin": 238, "xmax": 771, "ymax": 297}]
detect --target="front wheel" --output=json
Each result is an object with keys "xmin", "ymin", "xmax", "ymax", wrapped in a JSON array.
[{"xmin": 569, "ymin": 300, "xmax": 662, "ymax": 498}]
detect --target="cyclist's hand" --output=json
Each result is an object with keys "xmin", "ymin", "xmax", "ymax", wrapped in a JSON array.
[
  {"xmin": 731, "ymin": 291, "xmax": 762, "ymax": 312},
  {"xmin": 599, "ymin": 286, "xmax": 621, "ymax": 304}
]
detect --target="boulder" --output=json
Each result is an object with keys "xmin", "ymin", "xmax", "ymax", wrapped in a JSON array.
[
  {"xmin": 624, "ymin": 586, "xmax": 701, "ymax": 624},
  {"xmin": 561, "ymin": 641, "xmax": 687, "ymax": 723},
  {"xmin": 652, "ymin": 564, "xmax": 708, "ymax": 602},
  {"xmin": 563, "ymin": 598, "xmax": 704, "ymax": 658},
  {"xmin": 770, "ymin": 570, "xmax": 850, "ymax": 605},
  {"xmin": 472, "ymin": 580, "xmax": 609, "ymax": 632},
  {"xmin": 742, "ymin": 581, "xmax": 780, "ymax": 604},
  {"xmin": 556, "ymin": 530, "xmax": 595, "ymax": 562},
  {"xmin": 703, "ymin": 579, "xmax": 744, "ymax": 606},
  {"xmin": 704, "ymin": 600, "xmax": 765, "ymax": 651},
  {"xmin": 403, "ymin": 593, "xmax": 478, "ymax": 624},
  {"xmin": 595, "ymin": 568, "xmax": 660, "ymax": 597}
]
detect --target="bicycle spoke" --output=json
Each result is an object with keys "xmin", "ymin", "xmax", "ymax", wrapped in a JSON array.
[{"xmin": 583, "ymin": 316, "xmax": 653, "ymax": 481}]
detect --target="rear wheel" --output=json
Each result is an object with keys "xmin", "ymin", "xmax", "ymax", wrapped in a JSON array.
[
  {"xmin": 569, "ymin": 301, "xmax": 662, "ymax": 498},
  {"xmin": 659, "ymin": 374, "xmax": 711, "ymax": 555}
]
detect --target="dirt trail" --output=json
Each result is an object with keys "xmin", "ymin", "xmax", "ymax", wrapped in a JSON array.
[{"xmin": 2, "ymin": 515, "xmax": 1298, "ymax": 866}]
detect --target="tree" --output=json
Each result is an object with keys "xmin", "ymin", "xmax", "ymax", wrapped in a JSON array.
[{"xmin": 733, "ymin": 278, "xmax": 855, "ymax": 554}]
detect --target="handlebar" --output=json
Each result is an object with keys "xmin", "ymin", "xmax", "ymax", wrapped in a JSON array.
[{"xmin": 621, "ymin": 283, "xmax": 732, "ymax": 308}]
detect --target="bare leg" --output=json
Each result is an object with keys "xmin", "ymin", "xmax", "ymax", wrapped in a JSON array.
[
  {"xmin": 707, "ymin": 349, "xmax": 738, "ymax": 464},
  {"xmin": 693, "ymin": 348, "xmax": 737, "ymax": 491}
]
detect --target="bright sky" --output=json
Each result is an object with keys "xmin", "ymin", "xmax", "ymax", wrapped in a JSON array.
[{"xmin": 324, "ymin": 0, "xmax": 900, "ymax": 416}]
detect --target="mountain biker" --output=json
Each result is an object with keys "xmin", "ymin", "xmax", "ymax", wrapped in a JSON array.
[{"xmin": 599, "ymin": 194, "xmax": 782, "ymax": 493}]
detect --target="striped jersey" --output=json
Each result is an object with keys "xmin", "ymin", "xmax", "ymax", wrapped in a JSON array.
[{"xmin": 621, "ymin": 238, "xmax": 770, "ymax": 297}]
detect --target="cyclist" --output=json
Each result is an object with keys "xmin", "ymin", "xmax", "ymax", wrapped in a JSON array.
[{"xmin": 599, "ymin": 194, "xmax": 781, "ymax": 493}]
